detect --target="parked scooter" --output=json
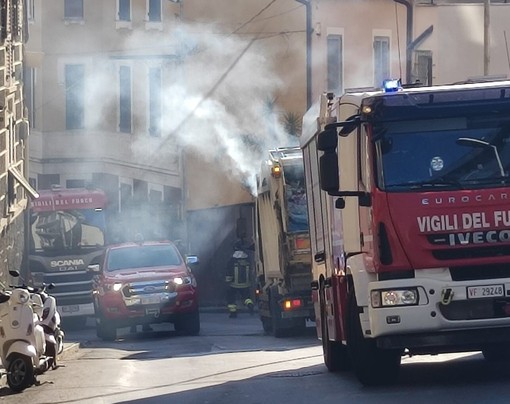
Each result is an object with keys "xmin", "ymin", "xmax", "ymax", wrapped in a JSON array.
[
  {"xmin": 0, "ymin": 271, "xmax": 54, "ymax": 392},
  {"xmin": 32, "ymin": 282, "xmax": 64, "ymax": 369}
]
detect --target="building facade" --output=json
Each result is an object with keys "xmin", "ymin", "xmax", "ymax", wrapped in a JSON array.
[
  {"xmin": 0, "ymin": 0, "xmax": 36, "ymax": 285},
  {"xmin": 25, "ymin": 0, "xmax": 510, "ymax": 304},
  {"xmin": 309, "ymin": 0, "xmax": 510, "ymax": 102},
  {"xmin": 24, "ymin": 0, "xmax": 309, "ymax": 304}
]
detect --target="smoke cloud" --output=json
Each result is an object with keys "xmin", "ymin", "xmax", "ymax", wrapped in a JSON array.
[{"xmin": 117, "ymin": 21, "xmax": 299, "ymax": 195}]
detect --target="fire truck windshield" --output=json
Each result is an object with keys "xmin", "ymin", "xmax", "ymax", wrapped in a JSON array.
[
  {"xmin": 375, "ymin": 116, "xmax": 510, "ymax": 191},
  {"xmin": 30, "ymin": 208, "xmax": 106, "ymax": 252}
]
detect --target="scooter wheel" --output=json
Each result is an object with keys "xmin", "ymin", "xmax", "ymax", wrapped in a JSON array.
[
  {"xmin": 46, "ymin": 341, "xmax": 57, "ymax": 369},
  {"xmin": 7, "ymin": 353, "xmax": 34, "ymax": 393}
]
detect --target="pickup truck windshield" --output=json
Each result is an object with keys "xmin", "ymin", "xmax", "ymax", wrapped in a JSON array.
[
  {"xmin": 107, "ymin": 245, "xmax": 182, "ymax": 271},
  {"xmin": 375, "ymin": 116, "xmax": 510, "ymax": 191}
]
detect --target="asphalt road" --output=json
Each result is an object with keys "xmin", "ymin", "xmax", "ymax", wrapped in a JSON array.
[{"xmin": 1, "ymin": 311, "xmax": 510, "ymax": 403}]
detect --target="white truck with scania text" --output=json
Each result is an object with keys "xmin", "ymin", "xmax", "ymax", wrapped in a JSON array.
[
  {"xmin": 300, "ymin": 78, "xmax": 510, "ymax": 386},
  {"xmin": 255, "ymin": 147, "xmax": 314, "ymax": 337}
]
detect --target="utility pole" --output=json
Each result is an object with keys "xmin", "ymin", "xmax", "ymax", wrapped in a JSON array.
[
  {"xmin": 484, "ymin": 0, "xmax": 490, "ymax": 76},
  {"xmin": 294, "ymin": 0, "xmax": 312, "ymax": 110}
]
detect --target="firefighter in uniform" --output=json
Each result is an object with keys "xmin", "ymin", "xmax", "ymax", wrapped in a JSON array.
[{"xmin": 225, "ymin": 247, "xmax": 254, "ymax": 318}]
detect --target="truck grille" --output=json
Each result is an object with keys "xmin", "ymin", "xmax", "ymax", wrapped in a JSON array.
[
  {"xmin": 439, "ymin": 298, "xmax": 510, "ymax": 320},
  {"xmin": 123, "ymin": 280, "xmax": 173, "ymax": 297},
  {"xmin": 450, "ymin": 264, "xmax": 510, "ymax": 281}
]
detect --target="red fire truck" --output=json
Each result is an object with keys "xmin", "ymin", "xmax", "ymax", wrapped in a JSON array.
[
  {"xmin": 300, "ymin": 78, "xmax": 510, "ymax": 386},
  {"xmin": 28, "ymin": 186, "xmax": 108, "ymax": 326}
]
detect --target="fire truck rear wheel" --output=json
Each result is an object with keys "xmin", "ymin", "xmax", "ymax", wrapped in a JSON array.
[
  {"xmin": 346, "ymin": 292, "xmax": 401, "ymax": 386},
  {"xmin": 261, "ymin": 317, "xmax": 272, "ymax": 334},
  {"xmin": 270, "ymin": 293, "xmax": 289, "ymax": 338},
  {"xmin": 320, "ymin": 292, "xmax": 350, "ymax": 372}
]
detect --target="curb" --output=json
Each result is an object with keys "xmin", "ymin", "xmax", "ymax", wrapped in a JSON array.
[{"xmin": 58, "ymin": 342, "xmax": 81, "ymax": 361}]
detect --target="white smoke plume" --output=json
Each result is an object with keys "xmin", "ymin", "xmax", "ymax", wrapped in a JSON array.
[{"xmin": 123, "ymin": 22, "xmax": 299, "ymax": 195}]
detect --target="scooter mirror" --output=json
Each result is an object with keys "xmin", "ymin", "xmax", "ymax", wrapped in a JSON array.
[{"xmin": 8, "ymin": 270, "xmax": 19, "ymax": 278}]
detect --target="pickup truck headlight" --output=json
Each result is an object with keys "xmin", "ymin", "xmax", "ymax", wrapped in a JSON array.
[
  {"xmin": 172, "ymin": 276, "xmax": 192, "ymax": 286},
  {"xmin": 371, "ymin": 288, "xmax": 418, "ymax": 308},
  {"xmin": 103, "ymin": 282, "xmax": 123, "ymax": 292}
]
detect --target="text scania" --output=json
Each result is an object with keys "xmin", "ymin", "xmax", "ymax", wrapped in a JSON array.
[
  {"xmin": 50, "ymin": 259, "xmax": 85, "ymax": 267},
  {"xmin": 417, "ymin": 211, "xmax": 510, "ymax": 246}
]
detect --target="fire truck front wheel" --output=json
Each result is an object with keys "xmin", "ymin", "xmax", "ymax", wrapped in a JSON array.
[
  {"xmin": 482, "ymin": 344, "xmax": 510, "ymax": 362},
  {"xmin": 320, "ymin": 289, "xmax": 350, "ymax": 372},
  {"xmin": 346, "ymin": 291, "xmax": 401, "ymax": 386}
]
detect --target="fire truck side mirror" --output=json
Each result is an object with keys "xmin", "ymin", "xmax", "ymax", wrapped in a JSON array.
[
  {"xmin": 87, "ymin": 264, "xmax": 101, "ymax": 273},
  {"xmin": 317, "ymin": 129, "xmax": 337, "ymax": 152},
  {"xmin": 319, "ymin": 151, "xmax": 340, "ymax": 193}
]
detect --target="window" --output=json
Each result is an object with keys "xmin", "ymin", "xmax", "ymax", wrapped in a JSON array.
[
  {"xmin": 118, "ymin": 0, "xmax": 130, "ymax": 21},
  {"xmin": 120, "ymin": 183, "xmax": 132, "ymax": 211},
  {"xmin": 149, "ymin": 67, "xmax": 161, "ymax": 137},
  {"xmin": 119, "ymin": 66, "xmax": 132, "ymax": 133},
  {"xmin": 374, "ymin": 36, "xmax": 390, "ymax": 87},
  {"xmin": 327, "ymin": 34, "xmax": 343, "ymax": 94},
  {"xmin": 64, "ymin": 0, "xmax": 84, "ymax": 20},
  {"xmin": 413, "ymin": 50, "xmax": 433, "ymax": 86},
  {"xmin": 23, "ymin": 67, "xmax": 36, "ymax": 128},
  {"xmin": 65, "ymin": 64, "xmax": 85, "ymax": 130},
  {"xmin": 0, "ymin": 1, "xmax": 6, "ymax": 41},
  {"xmin": 26, "ymin": 0, "xmax": 35, "ymax": 21},
  {"xmin": 148, "ymin": 0, "xmax": 161, "ymax": 22},
  {"xmin": 66, "ymin": 179, "xmax": 86, "ymax": 188},
  {"xmin": 38, "ymin": 174, "xmax": 60, "ymax": 190}
]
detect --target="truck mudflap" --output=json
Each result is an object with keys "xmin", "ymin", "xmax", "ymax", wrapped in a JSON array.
[{"xmin": 377, "ymin": 326, "xmax": 510, "ymax": 354}]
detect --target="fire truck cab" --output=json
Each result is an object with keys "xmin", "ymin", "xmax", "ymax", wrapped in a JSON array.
[{"xmin": 301, "ymin": 79, "xmax": 510, "ymax": 385}]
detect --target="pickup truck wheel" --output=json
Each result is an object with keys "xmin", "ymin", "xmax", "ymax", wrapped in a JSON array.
[
  {"xmin": 346, "ymin": 292, "xmax": 401, "ymax": 386},
  {"xmin": 320, "ymin": 288, "xmax": 350, "ymax": 372},
  {"xmin": 96, "ymin": 317, "xmax": 117, "ymax": 341},
  {"xmin": 174, "ymin": 309, "xmax": 200, "ymax": 336}
]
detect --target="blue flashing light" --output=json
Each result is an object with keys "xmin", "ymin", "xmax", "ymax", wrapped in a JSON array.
[{"xmin": 383, "ymin": 79, "xmax": 402, "ymax": 93}]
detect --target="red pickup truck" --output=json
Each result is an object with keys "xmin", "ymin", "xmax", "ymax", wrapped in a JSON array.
[{"xmin": 90, "ymin": 240, "xmax": 200, "ymax": 341}]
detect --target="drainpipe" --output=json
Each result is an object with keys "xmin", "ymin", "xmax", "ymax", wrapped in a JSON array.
[
  {"xmin": 484, "ymin": 0, "xmax": 490, "ymax": 76},
  {"xmin": 295, "ymin": 0, "xmax": 312, "ymax": 109},
  {"xmin": 393, "ymin": 0, "xmax": 413, "ymax": 84}
]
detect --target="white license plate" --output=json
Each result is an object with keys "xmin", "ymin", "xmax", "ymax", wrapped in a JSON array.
[
  {"xmin": 467, "ymin": 284, "xmax": 505, "ymax": 299},
  {"xmin": 141, "ymin": 296, "xmax": 160, "ymax": 305},
  {"xmin": 62, "ymin": 305, "xmax": 79, "ymax": 313}
]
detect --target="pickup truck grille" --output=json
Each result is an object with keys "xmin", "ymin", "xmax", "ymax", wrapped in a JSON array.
[{"xmin": 122, "ymin": 280, "xmax": 174, "ymax": 297}]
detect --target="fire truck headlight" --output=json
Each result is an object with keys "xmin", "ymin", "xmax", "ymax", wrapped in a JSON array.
[{"xmin": 371, "ymin": 288, "xmax": 418, "ymax": 308}]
